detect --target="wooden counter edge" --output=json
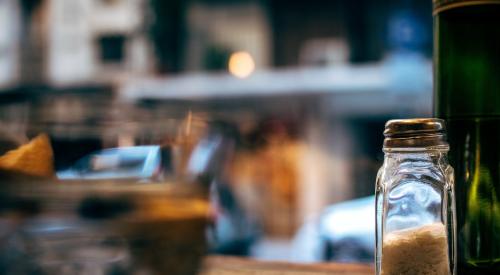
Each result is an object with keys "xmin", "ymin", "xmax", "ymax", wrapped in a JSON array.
[{"xmin": 201, "ymin": 256, "xmax": 374, "ymax": 274}]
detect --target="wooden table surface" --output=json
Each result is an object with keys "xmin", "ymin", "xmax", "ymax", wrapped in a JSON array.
[{"xmin": 201, "ymin": 256, "xmax": 374, "ymax": 275}]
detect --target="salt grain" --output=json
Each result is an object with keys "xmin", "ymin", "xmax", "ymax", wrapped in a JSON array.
[{"xmin": 382, "ymin": 223, "xmax": 450, "ymax": 275}]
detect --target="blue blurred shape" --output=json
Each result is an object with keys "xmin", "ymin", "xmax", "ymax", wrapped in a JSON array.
[
  {"xmin": 388, "ymin": 10, "xmax": 428, "ymax": 52},
  {"xmin": 57, "ymin": 146, "xmax": 161, "ymax": 180},
  {"xmin": 319, "ymin": 196, "xmax": 375, "ymax": 262}
]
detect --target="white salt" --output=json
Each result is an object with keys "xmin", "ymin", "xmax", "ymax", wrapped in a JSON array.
[{"xmin": 382, "ymin": 223, "xmax": 450, "ymax": 275}]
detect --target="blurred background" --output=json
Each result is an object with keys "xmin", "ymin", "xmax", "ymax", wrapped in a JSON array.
[{"xmin": 0, "ymin": 0, "xmax": 433, "ymax": 265}]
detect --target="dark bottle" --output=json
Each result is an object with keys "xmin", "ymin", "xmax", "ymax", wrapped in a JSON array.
[{"xmin": 434, "ymin": 0, "xmax": 500, "ymax": 274}]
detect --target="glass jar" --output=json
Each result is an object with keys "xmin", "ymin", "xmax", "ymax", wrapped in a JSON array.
[{"xmin": 375, "ymin": 119, "xmax": 456, "ymax": 275}]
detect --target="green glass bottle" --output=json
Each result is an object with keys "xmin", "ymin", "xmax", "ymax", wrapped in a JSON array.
[{"xmin": 434, "ymin": 1, "xmax": 500, "ymax": 274}]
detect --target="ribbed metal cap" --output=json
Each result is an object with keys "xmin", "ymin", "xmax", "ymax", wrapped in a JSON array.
[{"xmin": 383, "ymin": 118, "xmax": 449, "ymax": 150}]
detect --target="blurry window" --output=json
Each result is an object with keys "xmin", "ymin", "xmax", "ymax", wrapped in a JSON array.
[{"xmin": 97, "ymin": 35, "xmax": 126, "ymax": 63}]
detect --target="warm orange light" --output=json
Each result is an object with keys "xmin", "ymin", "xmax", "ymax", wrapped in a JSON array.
[{"xmin": 228, "ymin": 51, "xmax": 255, "ymax": 78}]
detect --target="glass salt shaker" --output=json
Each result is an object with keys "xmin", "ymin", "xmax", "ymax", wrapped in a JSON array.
[{"xmin": 376, "ymin": 119, "xmax": 456, "ymax": 275}]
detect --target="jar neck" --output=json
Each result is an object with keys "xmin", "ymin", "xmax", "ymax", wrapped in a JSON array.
[
  {"xmin": 383, "ymin": 134, "xmax": 448, "ymax": 149},
  {"xmin": 383, "ymin": 146, "xmax": 449, "ymax": 154},
  {"xmin": 383, "ymin": 149, "xmax": 449, "ymax": 166}
]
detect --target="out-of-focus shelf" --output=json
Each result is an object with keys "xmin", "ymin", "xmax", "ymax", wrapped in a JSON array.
[
  {"xmin": 121, "ymin": 60, "xmax": 432, "ymax": 117},
  {"xmin": 200, "ymin": 256, "xmax": 374, "ymax": 275},
  {"xmin": 121, "ymin": 59, "xmax": 432, "ymax": 102},
  {"xmin": 122, "ymin": 66, "xmax": 388, "ymax": 101}
]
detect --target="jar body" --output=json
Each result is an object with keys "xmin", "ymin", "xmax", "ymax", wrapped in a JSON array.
[{"xmin": 376, "ymin": 150, "xmax": 456, "ymax": 275}]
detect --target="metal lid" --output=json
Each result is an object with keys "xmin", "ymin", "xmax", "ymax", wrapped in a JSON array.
[
  {"xmin": 383, "ymin": 118, "xmax": 449, "ymax": 150},
  {"xmin": 384, "ymin": 118, "xmax": 446, "ymax": 137}
]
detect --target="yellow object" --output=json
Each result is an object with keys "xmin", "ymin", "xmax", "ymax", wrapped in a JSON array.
[{"xmin": 0, "ymin": 134, "xmax": 55, "ymax": 178}]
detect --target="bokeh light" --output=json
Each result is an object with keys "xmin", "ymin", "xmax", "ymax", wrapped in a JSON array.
[{"xmin": 228, "ymin": 51, "xmax": 255, "ymax": 78}]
